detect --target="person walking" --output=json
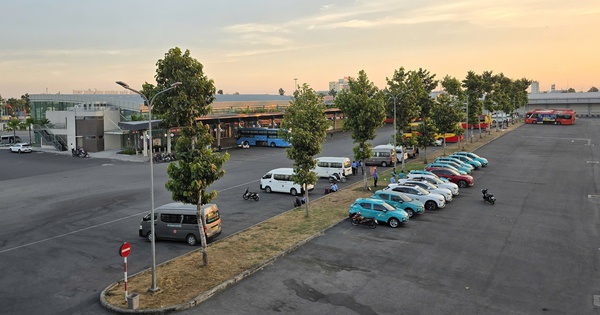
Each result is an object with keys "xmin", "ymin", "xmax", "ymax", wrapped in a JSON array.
[
  {"xmin": 373, "ymin": 168, "xmax": 378, "ymax": 187},
  {"xmin": 351, "ymin": 161, "xmax": 357, "ymax": 176}
]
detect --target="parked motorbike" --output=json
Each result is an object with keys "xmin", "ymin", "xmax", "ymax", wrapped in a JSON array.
[
  {"xmin": 243, "ymin": 187, "xmax": 260, "ymax": 201},
  {"xmin": 482, "ymin": 189, "xmax": 496, "ymax": 205},
  {"xmin": 350, "ymin": 213, "xmax": 377, "ymax": 229},
  {"xmin": 328, "ymin": 173, "xmax": 347, "ymax": 183},
  {"xmin": 72, "ymin": 147, "xmax": 90, "ymax": 158},
  {"xmin": 154, "ymin": 152, "xmax": 175, "ymax": 163}
]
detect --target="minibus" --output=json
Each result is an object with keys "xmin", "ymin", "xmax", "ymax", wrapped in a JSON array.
[
  {"xmin": 313, "ymin": 157, "xmax": 352, "ymax": 178},
  {"xmin": 260, "ymin": 168, "xmax": 315, "ymax": 196}
]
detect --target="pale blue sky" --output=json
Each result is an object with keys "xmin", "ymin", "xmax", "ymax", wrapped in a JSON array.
[{"xmin": 1, "ymin": 0, "xmax": 598, "ymax": 98}]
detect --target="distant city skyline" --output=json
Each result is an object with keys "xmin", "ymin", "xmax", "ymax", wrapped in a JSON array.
[{"xmin": 1, "ymin": 0, "xmax": 598, "ymax": 99}]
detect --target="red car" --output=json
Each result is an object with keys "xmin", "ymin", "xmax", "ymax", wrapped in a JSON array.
[{"xmin": 425, "ymin": 167, "xmax": 474, "ymax": 188}]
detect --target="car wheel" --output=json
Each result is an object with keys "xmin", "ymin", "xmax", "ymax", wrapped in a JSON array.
[
  {"xmin": 381, "ymin": 161, "xmax": 388, "ymax": 167},
  {"xmin": 425, "ymin": 200, "xmax": 437, "ymax": 211},
  {"xmin": 290, "ymin": 188, "xmax": 298, "ymax": 196},
  {"xmin": 368, "ymin": 221, "xmax": 376, "ymax": 229},
  {"xmin": 186, "ymin": 234, "xmax": 198, "ymax": 246},
  {"xmin": 146, "ymin": 232, "xmax": 153, "ymax": 242},
  {"xmin": 458, "ymin": 180, "xmax": 468, "ymax": 188},
  {"xmin": 265, "ymin": 186, "xmax": 272, "ymax": 193},
  {"xmin": 404, "ymin": 208, "xmax": 414, "ymax": 218},
  {"xmin": 388, "ymin": 218, "xmax": 400, "ymax": 228}
]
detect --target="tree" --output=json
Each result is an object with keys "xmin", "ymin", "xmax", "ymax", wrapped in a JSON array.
[
  {"xmin": 279, "ymin": 84, "xmax": 329, "ymax": 217},
  {"xmin": 278, "ymin": 88, "xmax": 285, "ymax": 96},
  {"xmin": 6, "ymin": 118, "xmax": 20, "ymax": 139},
  {"xmin": 588, "ymin": 86, "xmax": 598, "ymax": 92},
  {"xmin": 567, "ymin": 87, "xmax": 576, "ymax": 93},
  {"xmin": 328, "ymin": 89, "xmax": 337, "ymax": 100},
  {"xmin": 462, "ymin": 71, "xmax": 485, "ymax": 142},
  {"xmin": 148, "ymin": 47, "xmax": 229, "ymax": 266},
  {"xmin": 431, "ymin": 93, "xmax": 464, "ymax": 155},
  {"xmin": 335, "ymin": 70, "xmax": 386, "ymax": 190},
  {"xmin": 217, "ymin": 89, "xmax": 223, "ymax": 95},
  {"xmin": 441, "ymin": 75, "xmax": 467, "ymax": 148},
  {"xmin": 408, "ymin": 68, "xmax": 438, "ymax": 163},
  {"xmin": 25, "ymin": 117, "xmax": 36, "ymax": 143}
]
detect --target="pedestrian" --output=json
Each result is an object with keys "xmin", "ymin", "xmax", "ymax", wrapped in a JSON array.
[
  {"xmin": 373, "ymin": 168, "xmax": 378, "ymax": 187},
  {"xmin": 390, "ymin": 175, "xmax": 396, "ymax": 184},
  {"xmin": 398, "ymin": 170, "xmax": 405, "ymax": 180},
  {"xmin": 391, "ymin": 168, "xmax": 397, "ymax": 179},
  {"xmin": 351, "ymin": 161, "xmax": 357, "ymax": 176},
  {"xmin": 330, "ymin": 132, "xmax": 334, "ymax": 138}
]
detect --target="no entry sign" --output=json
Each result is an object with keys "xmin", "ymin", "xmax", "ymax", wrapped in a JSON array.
[{"xmin": 120, "ymin": 242, "xmax": 131, "ymax": 258}]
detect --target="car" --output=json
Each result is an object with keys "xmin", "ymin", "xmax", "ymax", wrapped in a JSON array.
[
  {"xmin": 398, "ymin": 178, "xmax": 454, "ymax": 201},
  {"xmin": 435, "ymin": 156, "xmax": 475, "ymax": 171},
  {"xmin": 452, "ymin": 152, "xmax": 488, "ymax": 167},
  {"xmin": 432, "ymin": 158, "xmax": 473, "ymax": 174},
  {"xmin": 425, "ymin": 162, "xmax": 468, "ymax": 175},
  {"xmin": 448, "ymin": 154, "xmax": 482, "ymax": 169},
  {"xmin": 408, "ymin": 170, "xmax": 449, "ymax": 182},
  {"xmin": 9, "ymin": 143, "xmax": 32, "ymax": 153},
  {"xmin": 385, "ymin": 183, "xmax": 446, "ymax": 211},
  {"xmin": 348, "ymin": 198, "xmax": 409, "ymax": 228},
  {"xmin": 406, "ymin": 174, "xmax": 459, "ymax": 196},
  {"xmin": 425, "ymin": 167, "xmax": 474, "ymax": 188},
  {"xmin": 370, "ymin": 190, "xmax": 425, "ymax": 218}
]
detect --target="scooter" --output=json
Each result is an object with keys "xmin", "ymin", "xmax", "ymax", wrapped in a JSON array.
[
  {"xmin": 243, "ymin": 187, "xmax": 260, "ymax": 201},
  {"xmin": 482, "ymin": 189, "xmax": 496, "ymax": 205},
  {"xmin": 328, "ymin": 173, "xmax": 347, "ymax": 183},
  {"xmin": 72, "ymin": 147, "xmax": 90, "ymax": 158},
  {"xmin": 350, "ymin": 213, "xmax": 377, "ymax": 229}
]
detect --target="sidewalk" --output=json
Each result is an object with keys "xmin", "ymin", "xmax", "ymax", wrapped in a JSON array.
[{"xmin": 34, "ymin": 145, "xmax": 149, "ymax": 163}]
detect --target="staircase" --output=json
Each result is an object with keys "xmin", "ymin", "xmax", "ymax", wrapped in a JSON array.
[{"xmin": 33, "ymin": 124, "xmax": 67, "ymax": 151}]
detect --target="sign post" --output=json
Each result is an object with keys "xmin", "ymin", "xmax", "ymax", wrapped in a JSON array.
[{"xmin": 119, "ymin": 242, "xmax": 131, "ymax": 301}]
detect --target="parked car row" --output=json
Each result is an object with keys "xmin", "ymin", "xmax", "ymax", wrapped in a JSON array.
[{"xmin": 348, "ymin": 151, "xmax": 489, "ymax": 228}]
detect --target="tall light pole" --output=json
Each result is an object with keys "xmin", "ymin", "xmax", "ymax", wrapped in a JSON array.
[
  {"xmin": 294, "ymin": 78, "xmax": 298, "ymax": 92},
  {"xmin": 116, "ymin": 80, "xmax": 181, "ymax": 292}
]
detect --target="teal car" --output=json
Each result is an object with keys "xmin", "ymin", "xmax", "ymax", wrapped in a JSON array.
[
  {"xmin": 434, "ymin": 157, "xmax": 474, "ymax": 172},
  {"xmin": 452, "ymin": 151, "xmax": 489, "ymax": 167},
  {"xmin": 349, "ymin": 198, "xmax": 409, "ymax": 228},
  {"xmin": 370, "ymin": 190, "xmax": 425, "ymax": 218},
  {"xmin": 449, "ymin": 154, "xmax": 482, "ymax": 169},
  {"xmin": 425, "ymin": 162, "xmax": 468, "ymax": 175}
]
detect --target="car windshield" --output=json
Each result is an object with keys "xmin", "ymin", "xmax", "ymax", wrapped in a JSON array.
[
  {"xmin": 382, "ymin": 202, "xmax": 396, "ymax": 211},
  {"xmin": 397, "ymin": 193, "xmax": 412, "ymax": 202},
  {"xmin": 412, "ymin": 186, "xmax": 429, "ymax": 194}
]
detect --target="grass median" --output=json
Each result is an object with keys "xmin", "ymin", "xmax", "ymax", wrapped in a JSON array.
[{"xmin": 103, "ymin": 122, "xmax": 522, "ymax": 310}]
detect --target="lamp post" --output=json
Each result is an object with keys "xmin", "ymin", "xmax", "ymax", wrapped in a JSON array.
[
  {"xmin": 294, "ymin": 78, "xmax": 298, "ymax": 91},
  {"xmin": 116, "ymin": 80, "xmax": 181, "ymax": 292}
]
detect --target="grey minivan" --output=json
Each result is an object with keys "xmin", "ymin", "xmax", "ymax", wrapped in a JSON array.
[{"xmin": 139, "ymin": 203, "xmax": 222, "ymax": 246}]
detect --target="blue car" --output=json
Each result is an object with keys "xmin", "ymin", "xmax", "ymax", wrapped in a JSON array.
[
  {"xmin": 349, "ymin": 198, "xmax": 409, "ymax": 228},
  {"xmin": 370, "ymin": 190, "xmax": 425, "ymax": 218},
  {"xmin": 452, "ymin": 152, "xmax": 489, "ymax": 167}
]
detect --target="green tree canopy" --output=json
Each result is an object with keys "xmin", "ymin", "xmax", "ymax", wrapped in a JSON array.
[{"xmin": 279, "ymin": 84, "xmax": 329, "ymax": 217}]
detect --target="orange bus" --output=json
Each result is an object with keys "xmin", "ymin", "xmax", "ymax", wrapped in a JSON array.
[{"xmin": 525, "ymin": 109, "xmax": 576, "ymax": 125}]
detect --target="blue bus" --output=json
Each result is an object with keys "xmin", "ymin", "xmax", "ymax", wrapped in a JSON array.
[{"xmin": 236, "ymin": 128, "xmax": 291, "ymax": 148}]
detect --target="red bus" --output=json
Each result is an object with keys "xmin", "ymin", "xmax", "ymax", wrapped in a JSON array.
[
  {"xmin": 461, "ymin": 114, "xmax": 492, "ymax": 130},
  {"xmin": 525, "ymin": 109, "xmax": 576, "ymax": 125}
]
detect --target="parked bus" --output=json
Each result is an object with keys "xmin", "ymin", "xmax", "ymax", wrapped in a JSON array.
[
  {"xmin": 461, "ymin": 114, "xmax": 492, "ymax": 130},
  {"xmin": 525, "ymin": 109, "xmax": 576, "ymax": 125},
  {"xmin": 403, "ymin": 122, "xmax": 464, "ymax": 143},
  {"xmin": 235, "ymin": 127, "xmax": 291, "ymax": 148}
]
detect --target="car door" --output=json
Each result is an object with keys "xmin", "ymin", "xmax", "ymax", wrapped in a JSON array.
[
  {"xmin": 358, "ymin": 202, "xmax": 376, "ymax": 218},
  {"xmin": 371, "ymin": 203, "xmax": 390, "ymax": 221}
]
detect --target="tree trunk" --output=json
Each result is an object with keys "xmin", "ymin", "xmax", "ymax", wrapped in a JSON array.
[
  {"xmin": 362, "ymin": 159, "xmax": 368, "ymax": 191},
  {"xmin": 303, "ymin": 185, "xmax": 309, "ymax": 217},
  {"xmin": 196, "ymin": 190, "xmax": 208, "ymax": 266}
]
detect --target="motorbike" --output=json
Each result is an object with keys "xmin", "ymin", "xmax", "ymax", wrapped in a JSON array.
[
  {"xmin": 328, "ymin": 173, "xmax": 347, "ymax": 183},
  {"xmin": 482, "ymin": 189, "xmax": 496, "ymax": 205},
  {"xmin": 72, "ymin": 147, "xmax": 90, "ymax": 158},
  {"xmin": 154, "ymin": 152, "xmax": 174, "ymax": 163},
  {"xmin": 350, "ymin": 213, "xmax": 377, "ymax": 229},
  {"xmin": 243, "ymin": 187, "xmax": 260, "ymax": 201}
]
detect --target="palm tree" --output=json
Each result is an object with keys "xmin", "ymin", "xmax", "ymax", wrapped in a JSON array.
[
  {"xmin": 25, "ymin": 117, "xmax": 35, "ymax": 143},
  {"xmin": 6, "ymin": 118, "xmax": 20, "ymax": 139}
]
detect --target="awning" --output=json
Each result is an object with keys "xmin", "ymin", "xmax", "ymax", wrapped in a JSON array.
[{"xmin": 118, "ymin": 120, "xmax": 162, "ymax": 131}]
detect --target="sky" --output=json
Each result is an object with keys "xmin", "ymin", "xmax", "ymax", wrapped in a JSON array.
[{"xmin": 1, "ymin": 0, "xmax": 599, "ymax": 99}]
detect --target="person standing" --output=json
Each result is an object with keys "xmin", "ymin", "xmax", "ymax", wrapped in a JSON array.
[
  {"xmin": 373, "ymin": 168, "xmax": 378, "ymax": 187},
  {"xmin": 351, "ymin": 161, "xmax": 357, "ymax": 176}
]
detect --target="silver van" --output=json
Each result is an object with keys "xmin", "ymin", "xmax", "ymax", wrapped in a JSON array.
[
  {"xmin": 139, "ymin": 203, "xmax": 222, "ymax": 246},
  {"xmin": 365, "ymin": 145, "xmax": 396, "ymax": 167}
]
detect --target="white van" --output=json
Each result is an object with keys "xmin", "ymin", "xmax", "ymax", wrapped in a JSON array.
[
  {"xmin": 139, "ymin": 202, "xmax": 222, "ymax": 246},
  {"xmin": 313, "ymin": 157, "xmax": 352, "ymax": 178},
  {"xmin": 260, "ymin": 168, "xmax": 315, "ymax": 196}
]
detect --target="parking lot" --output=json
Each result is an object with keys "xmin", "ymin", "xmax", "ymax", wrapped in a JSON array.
[{"xmin": 183, "ymin": 119, "xmax": 600, "ymax": 314}]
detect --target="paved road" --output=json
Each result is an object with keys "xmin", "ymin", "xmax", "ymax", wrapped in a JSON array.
[
  {"xmin": 181, "ymin": 119, "xmax": 600, "ymax": 314},
  {"xmin": 0, "ymin": 125, "xmax": 406, "ymax": 315}
]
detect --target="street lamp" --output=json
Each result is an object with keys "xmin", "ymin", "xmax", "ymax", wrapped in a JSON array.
[
  {"xmin": 116, "ymin": 80, "xmax": 181, "ymax": 292},
  {"xmin": 294, "ymin": 78, "xmax": 298, "ymax": 91},
  {"xmin": 388, "ymin": 89, "xmax": 411, "ymax": 172}
]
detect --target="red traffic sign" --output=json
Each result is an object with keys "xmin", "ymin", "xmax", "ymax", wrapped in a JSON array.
[{"xmin": 119, "ymin": 242, "xmax": 131, "ymax": 258}]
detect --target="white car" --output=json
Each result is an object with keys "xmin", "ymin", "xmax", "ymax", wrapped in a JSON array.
[
  {"xmin": 397, "ymin": 179, "xmax": 453, "ymax": 202},
  {"xmin": 9, "ymin": 143, "xmax": 32, "ymax": 153},
  {"xmin": 406, "ymin": 174, "xmax": 460, "ymax": 196},
  {"xmin": 384, "ymin": 183, "xmax": 446, "ymax": 211}
]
